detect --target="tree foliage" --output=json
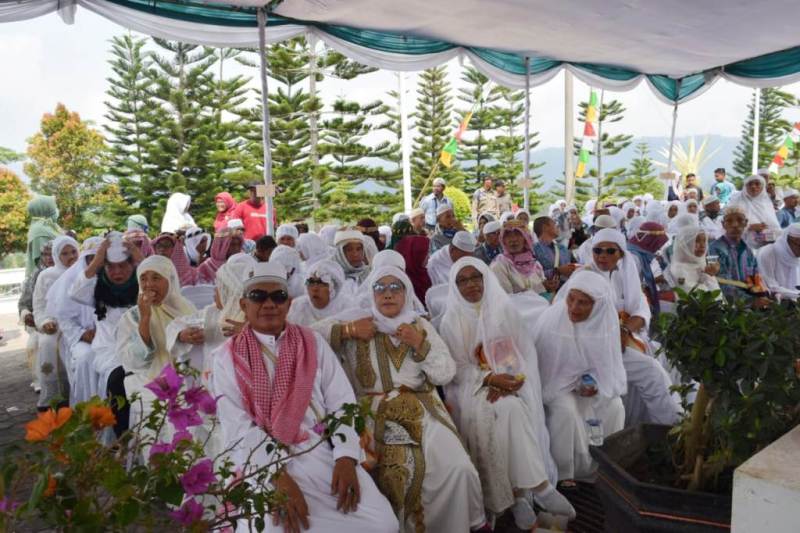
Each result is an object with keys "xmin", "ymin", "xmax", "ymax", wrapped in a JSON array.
[
  {"xmin": 616, "ymin": 142, "xmax": 665, "ymax": 198},
  {"xmin": 24, "ymin": 103, "xmax": 107, "ymax": 232},
  {"xmin": 732, "ymin": 88, "xmax": 796, "ymax": 178},
  {"xmin": 0, "ymin": 167, "xmax": 31, "ymax": 253}
]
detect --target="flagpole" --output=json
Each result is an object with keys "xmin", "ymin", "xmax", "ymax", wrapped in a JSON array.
[
  {"xmin": 414, "ymin": 161, "xmax": 441, "ymax": 207},
  {"xmin": 399, "ymin": 72, "xmax": 413, "ymax": 213},
  {"xmin": 751, "ymin": 87, "xmax": 761, "ymax": 175},
  {"xmin": 523, "ymin": 56, "xmax": 531, "ymax": 212},
  {"xmin": 257, "ymin": 7, "xmax": 275, "ymax": 237},
  {"xmin": 564, "ymin": 70, "xmax": 575, "ymax": 204}
]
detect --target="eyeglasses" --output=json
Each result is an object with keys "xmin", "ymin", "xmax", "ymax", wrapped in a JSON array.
[
  {"xmin": 455, "ymin": 272, "xmax": 483, "ymax": 287},
  {"xmin": 372, "ymin": 281, "xmax": 405, "ymax": 294},
  {"xmin": 305, "ymin": 277, "xmax": 329, "ymax": 287},
  {"xmin": 245, "ymin": 288, "xmax": 289, "ymax": 304},
  {"xmin": 592, "ymin": 247, "xmax": 619, "ymax": 256}
]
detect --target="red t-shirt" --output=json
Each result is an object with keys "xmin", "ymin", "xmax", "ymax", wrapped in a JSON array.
[{"xmin": 233, "ymin": 200, "xmax": 267, "ymax": 240}]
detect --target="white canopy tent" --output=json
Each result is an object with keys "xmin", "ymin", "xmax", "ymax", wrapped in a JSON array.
[{"xmin": 4, "ymin": 0, "xmax": 800, "ymax": 226}]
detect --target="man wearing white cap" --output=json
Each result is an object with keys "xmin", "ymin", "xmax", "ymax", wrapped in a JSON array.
[
  {"xmin": 426, "ymin": 231, "xmax": 476, "ymax": 286},
  {"xmin": 211, "ymin": 262, "xmax": 398, "ymax": 533},
  {"xmin": 408, "ymin": 208, "xmax": 426, "ymax": 234},
  {"xmin": 699, "ymin": 195, "xmax": 724, "ymax": 240},
  {"xmin": 475, "ymin": 220, "xmax": 503, "ymax": 265},
  {"xmin": 777, "ymin": 188, "xmax": 800, "ymax": 228},
  {"xmin": 419, "ymin": 177, "xmax": 453, "ymax": 231},
  {"xmin": 429, "ymin": 203, "xmax": 462, "ymax": 254}
]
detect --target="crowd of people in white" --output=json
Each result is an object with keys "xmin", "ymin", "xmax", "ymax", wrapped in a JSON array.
[{"xmin": 15, "ymin": 164, "xmax": 800, "ymax": 532}]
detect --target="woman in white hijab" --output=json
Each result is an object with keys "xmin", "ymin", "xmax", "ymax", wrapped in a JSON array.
[
  {"xmin": 33, "ymin": 235, "xmax": 79, "ymax": 408},
  {"xmin": 318, "ymin": 224, "xmax": 339, "ymax": 247},
  {"xmin": 665, "ymin": 226, "xmax": 721, "ymax": 293},
  {"xmin": 160, "ymin": 192, "xmax": 196, "ymax": 233},
  {"xmin": 287, "ymin": 260, "xmax": 353, "ymax": 326},
  {"xmin": 439, "ymin": 258, "xmax": 574, "ymax": 528},
  {"xmin": 117, "ymin": 255, "xmax": 196, "ymax": 440},
  {"xmin": 356, "ymin": 250, "xmax": 427, "ymax": 316},
  {"xmin": 315, "ymin": 266, "xmax": 488, "ymax": 533},
  {"xmin": 275, "ymin": 223, "xmax": 299, "ymax": 247},
  {"xmin": 757, "ymin": 223, "xmax": 800, "ymax": 300},
  {"xmin": 269, "ymin": 244, "xmax": 305, "ymax": 298},
  {"xmin": 296, "ymin": 232, "xmax": 330, "ymax": 266},
  {"xmin": 533, "ymin": 270, "xmax": 627, "ymax": 482},
  {"xmin": 727, "ymin": 175, "xmax": 782, "ymax": 249},
  {"xmin": 333, "ymin": 229, "xmax": 371, "ymax": 295}
]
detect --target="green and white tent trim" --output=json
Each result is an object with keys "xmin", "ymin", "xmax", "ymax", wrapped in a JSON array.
[{"xmin": 4, "ymin": 0, "xmax": 800, "ymax": 105}]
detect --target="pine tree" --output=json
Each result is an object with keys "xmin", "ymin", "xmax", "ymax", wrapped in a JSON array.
[
  {"xmin": 490, "ymin": 86, "xmax": 545, "ymax": 210},
  {"xmin": 574, "ymin": 94, "xmax": 633, "ymax": 198},
  {"xmin": 104, "ymin": 34, "xmax": 160, "ymax": 219},
  {"xmin": 25, "ymin": 104, "xmax": 108, "ymax": 232},
  {"xmin": 147, "ymin": 39, "xmax": 220, "ymax": 226},
  {"xmin": 457, "ymin": 67, "xmax": 500, "ymax": 190},
  {"xmin": 732, "ymin": 88, "xmax": 796, "ymax": 178},
  {"xmin": 616, "ymin": 142, "xmax": 665, "ymax": 198},
  {"xmin": 412, "ymin": 66, "xmax": 459, "ymax": 198}
]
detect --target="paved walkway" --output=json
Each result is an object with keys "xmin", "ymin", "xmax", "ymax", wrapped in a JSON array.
[{"xmin": 0, "ymin": 313, "xmax": 38, "ymax": 453}]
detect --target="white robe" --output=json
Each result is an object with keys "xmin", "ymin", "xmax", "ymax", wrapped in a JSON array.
[
  {"xmin": 757, "ymin": 240, "xmax": 800, "ymax": 300},
  {"xmin": 426, "ymin": 246, "xmax": 454, "ymax": 286},
  {"xmin": 32, "ymin": 266, "xmax": 68, "ymax": 407},
  {"xmin": 210, "ymin": 330, "xmax": 398, "ymax": 533},
  {"xmin": 316, "ymin": 318, "xmax": 485, "ymax": 533}
]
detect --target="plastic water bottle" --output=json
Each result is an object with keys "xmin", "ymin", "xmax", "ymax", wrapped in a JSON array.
[{"xmin": 586, "ymin": 418, "xmax": 604, "ymax": 446}]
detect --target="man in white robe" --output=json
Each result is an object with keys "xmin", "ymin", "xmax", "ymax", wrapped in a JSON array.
[
  {"xmin": 211, "ymin": 262, "xmax": 397, "ymax": 533},
  {"xmin": 426, "ymin": 230, "xmax": 476, "ymax": 286},
  {"xmin": 757, "ymin": 223, "xmax": 800, "ymax": 301}
]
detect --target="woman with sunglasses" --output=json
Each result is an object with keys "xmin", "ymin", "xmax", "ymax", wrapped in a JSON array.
[
  {"xmin": 584, "ymin": 228, "xmax": 680, "ymax": 428},
  {"xmin": 316, "ymin": 265, "xmax": 489, "ymax": 533},
  {"xmin": 439, "ymin": 257, "xmax": 575, "ymax": 529},
  {"xmin": 287, "ymin": 260, "xmax": 353, "ymax": 326}
]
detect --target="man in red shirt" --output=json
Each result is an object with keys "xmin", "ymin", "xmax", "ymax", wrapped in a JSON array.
[{"xmin": 233, "ymin": 182, "xmax": 268, "ymax": 240}]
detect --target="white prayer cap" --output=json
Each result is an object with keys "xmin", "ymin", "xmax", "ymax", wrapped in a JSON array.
[
  {"xmin": 783, "ymin": 188, "xmax": 800, "ymax": 198},
  {"xmin": 227, "ymin": 218, "xmax": 244, "ymax": 230},
  {"xmin": 787, "ymin": 223, "xmax": 800, "ymax": 238},
  {"xmin": 757, "ymin": 167, "xmax": 771, "ymax": 177},
  {"xmin": 643, "ymin": 193, "xmax": 654, "ymax": 202},
  {"xmin": 334, "ymin": 229, "xmax": 363, "ymax": 247},
  {"xmin": 436, "ymin": 203, "xmax": 454, "ymax": 217},
  {"xmin": 702, "ymin": 194, "xmax": 720, "ymax": 207},
  {"xmin": 243, "ymin": 261, "xmax": 287, "ymax": 292},
  {"xmin": 392, "ymin": 212, "xmax": 409, "ymax": 224},
  {"xmin": 593, "ymin": 214, "xmax": 617, "ymax": 229},
  {"xmin": 483, "ymin": 220, "xmax": 502, "ymax": 234},
  {"xmin": 276, "ymin": 223, "xmax": 298, "ymax": 240},
  {"xmin": 433, "ymin": 177, "xmax": 446, "ymax": 187},
  {"xmin": 106, "ymin": 231, "xmax": 130, "ymax": 263},
  {"xmin": 451, "ymin": 231, "xmax": 477, "ymax": 252},
  {"xmin": 408, "ymin": 207, "xmax": 425, "ymax": 219}
]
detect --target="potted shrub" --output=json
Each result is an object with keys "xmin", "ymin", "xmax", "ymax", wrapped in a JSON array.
[{"xmin": 591, "ymin": 290, "xmax": 800, "ymax": 532}]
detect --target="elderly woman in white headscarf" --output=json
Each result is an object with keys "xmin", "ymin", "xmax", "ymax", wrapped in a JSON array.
[
  {"xmin": 439, "ymin": 257, "xmax": 574, "ymax": 528},
  {"xmin": 533, "ymin": 270, "xmax": 627, "ymax": 482},
  {"xmin": 117, "ymin": 255, "xmax": 196, "ymax": 438},
  {"xmin": 356, "ymin": 250, "xmax": 427, "ymax": 316},
  {"xmin": 333, "ymin": 229, "xmax": 371, "ymax": 295},
  {"xmin": 584, "ymin": 228, "xmax": 680, "ymax": 427},
  {"xmin": 757, "ymin": 223, "xmax": 800, "ymax": 300},
  {"xmin": 727, "ymin": 174, "xmax": 782, "ymax": 249},
  {"xmin": 160, "ymin": 192, "xmax": 195, "ymax": 233},
  {"xmin": 33, "ymin": 235, "xmax": 79, "ymax": 408},
  {"xmin": 315, "ymin": 266, "xmax": 488, "ymax": 533},
  {"xmin": 665, "ymin": 226, "xmax": 721, "ymax": 293},
  {"xmin": 287, "ymin": 260, "xmax": 354, "ymax": 326},
  {"xmin": 269, "ymin": 244, "xmax": 304, "ymax": 298},
  {"xmin": 275, "ymin": 223, "xmax": 299, "ymax": 248}
]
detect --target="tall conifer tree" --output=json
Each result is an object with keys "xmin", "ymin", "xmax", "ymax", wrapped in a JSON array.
[{"xmin": 733, "ymin": 88, "xmax": 796, "ymax": 177}]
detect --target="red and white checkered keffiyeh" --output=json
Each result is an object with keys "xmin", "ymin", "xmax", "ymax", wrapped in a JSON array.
[{"xmin": 230, "ymin": 323, "xmax": 318, "ymax": 445}]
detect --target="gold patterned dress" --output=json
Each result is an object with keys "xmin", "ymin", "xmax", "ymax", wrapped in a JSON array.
[{"xmin": 320, "ymin": 318, "xmax": 486, "ymax": 533}]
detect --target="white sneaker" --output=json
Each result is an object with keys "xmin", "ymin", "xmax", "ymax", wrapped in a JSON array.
[
  {"xmin": 534, "ymin": 485, "xmax": 576, "ymax": 520},
  {"xmin": 511, "ymin": 496, "xmax": 537, "ymax": 530}
]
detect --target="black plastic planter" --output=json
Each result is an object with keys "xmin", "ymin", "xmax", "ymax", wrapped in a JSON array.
[{"xmin": 590, "ymin": 424, "xmax": 731, "ymax": 533}]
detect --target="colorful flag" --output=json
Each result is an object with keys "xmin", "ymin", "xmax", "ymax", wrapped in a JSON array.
[
  {"xmin": 768, "ymin": 122, "xmax": 800, "ymax": 175},
  {"xmin": 575, "ymin": 89, "xmax": 599, "ymax": 178},
  {"xmin": 439, "ymin": 111, "xmax": 474, "ymax": 168}
]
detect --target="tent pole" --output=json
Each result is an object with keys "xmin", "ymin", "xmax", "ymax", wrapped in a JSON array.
[
  {"xmin": 523, "ymin": 56, "xmax": 531, "ymax": 212},
  {"xmin": 564, "ymin": 70, "xmax": 575, "ymax": 204},
  {"xmin": 751, "ymin": 87, "xmax": 761, "ymax": 175},
  {"xmin": 666, "ymin": 98, "xmax": 679, "ymax": 201},
  {"xmin": 399, "ymin": 72, "xmax": 413, "ymax": 213},
  {"xmin": 257, "ymin": 7, "xmax": 275, "ymax": 237}
]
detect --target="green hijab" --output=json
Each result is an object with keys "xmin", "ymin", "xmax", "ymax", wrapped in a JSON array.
[
  {"xmin": 126, "ymin": 214, "xmax": 149, "ymax": 233},
  {"xmin": 25, "ymin": 195, "xmax": 61, "ymax": 278}
]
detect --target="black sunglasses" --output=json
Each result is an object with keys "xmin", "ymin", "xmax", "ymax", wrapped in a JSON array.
[
  {"xmin": 592, "ymin": 247, "xmax": 619, "ymax": 256},
  {"xmin": 305, "ymin": 277, "xmax": 328, "ymax": 287},
  {"xmin": 246, "ymin": 288, "xmax": 289, "ymax": 304}
]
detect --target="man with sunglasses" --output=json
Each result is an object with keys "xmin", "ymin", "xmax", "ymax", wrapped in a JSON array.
[{"xmin": 211, "ymin": 263, "xmax": 397, "ymax": 533}]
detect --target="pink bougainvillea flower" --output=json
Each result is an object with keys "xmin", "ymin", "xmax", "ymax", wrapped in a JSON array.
[
  {"xmin": 169, "ymin": 498, "xmax": 204, "ymax": 526},
  {"xmin": 148, "ymin": 441, "xmax": 175, "ymax": 461},
  {"xmin": 172, "ymin": 429, "xmax": 193, "ymax": 445},
  {"xmin": 180, "ymin": 459, "xmax": 217, "ymax": 496},
  {"xmin": 144, "ymin": 365, "xmax": 184, "ymax": 403},
  {"xmin": 167, "ymin": 405, "xmax": 203, "ymax": 431},
  {"xmin": 312, "ymin": 422, "xmax": 326, "ymax": 436},
  {"xmin": 0, "ymin": 497, "xmax": 20, "ymax": 513},
  {"xmin": 184, "ymin": 386, "xmax": 218, "ymax": 416}
]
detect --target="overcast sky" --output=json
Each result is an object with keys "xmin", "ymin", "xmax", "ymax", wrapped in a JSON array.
[{"xmin": 3, "ymin": 8, "xmax": 800, "ymax": 160}]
